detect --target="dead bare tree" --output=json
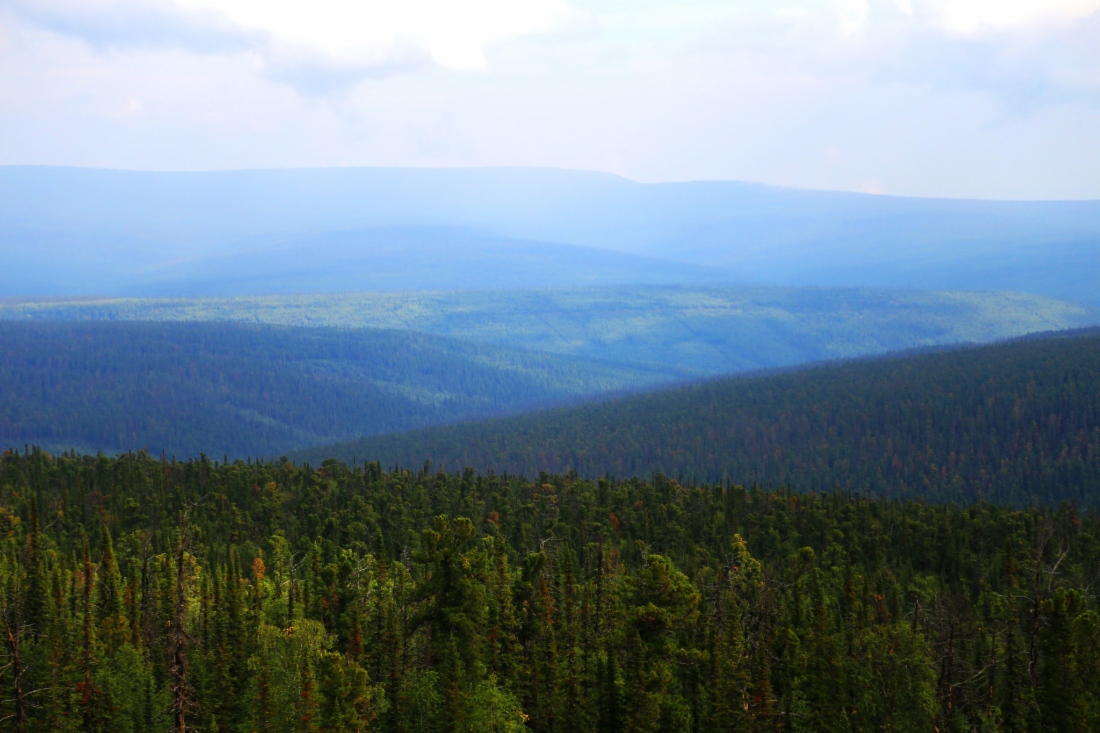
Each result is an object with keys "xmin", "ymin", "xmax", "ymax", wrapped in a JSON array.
[
  {"xmin": 2, "ymin": 618, "xmax": 25, "ymax": 733},
  {"xmin": 0, "ymin": 590, "xmax": 45, "ymax": 732}
]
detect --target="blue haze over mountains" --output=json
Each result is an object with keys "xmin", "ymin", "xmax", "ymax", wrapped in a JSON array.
[{"xmin": 2, "ymin": 165, "xmax": 1098, "ymax": 303}]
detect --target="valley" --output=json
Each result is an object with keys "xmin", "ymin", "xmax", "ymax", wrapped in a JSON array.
[{"xmin": 2, "ymin": 286, "xmax": 1096, "ymax": 460}]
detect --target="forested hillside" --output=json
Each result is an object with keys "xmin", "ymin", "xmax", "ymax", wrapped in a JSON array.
[
  {"xmin": 0, "ymin": 450, "xmax": 1096, "ymax": 732},
  {"xmin": 0, "ymin": 321, "xmax": 678, "ymax": 458},
  {"xmin": 3, "ymin": 286, "xmax": 1094, "ymax": 377},
  {"xmin": 306, "ymin": 329, "xmax": 1100, "ymax": 508}
]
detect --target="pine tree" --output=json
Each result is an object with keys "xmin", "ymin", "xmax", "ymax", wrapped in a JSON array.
[
  {"xmin": 796, "ymin": 572, "xmax": 850, "ymax": 733},
  {"xmin": 622, "ymin": 555, "xmax": 698, "ymax": 733},
  {"xmin": 1037, "ymin": 588, "xmax": 1087, "ymax": 731},
  {"xmin": 709, "ymin": 590, "xmax": 750, "ymax": 733},
  {"xmin": 317, "ymin": 651, "xmax": 382, "ymax": 732},
  {"xmin": 597, "ymin": 648, "xmax": 623, "ymax": 733},
  {"xmin": 95, "ymin": 528, "xmax": 127, "ymax": 651},
  {"xmin": 78, "ymin": 539, "xmax": 102, "ymax": 732},
  {"xmin": 170, "ymin": 521, "xmax": 193, "ymax": 733},
  {"xmin": 22, "ymin": 502, "xmax": 47, "ymax": 640},
  {"xmin": 294, "ymin": 654, "xmax": 318, "ymax": 733},
  {"xmin": 409, "ymin": 515, "xmax": 487, "ymax": 728}
]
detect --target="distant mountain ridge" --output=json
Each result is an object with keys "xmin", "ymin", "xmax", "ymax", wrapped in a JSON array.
[
  {"xmin": 296, "ymin": 327, "xmax": 1100, "ymax": 508},
  {"xmin": 123, "ymin": 228, "xmax": 741, "ymax": 297},
  {"xmin": 2, "ymin": 165, "xmax": 1097, "ymax": 302}
]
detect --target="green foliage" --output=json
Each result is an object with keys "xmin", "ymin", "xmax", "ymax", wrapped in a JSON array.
[
  {"xmin": 463, "ymin": 675, "xmax": 528, "ymax": 733},
  {"xmin": 0, "ymin": 450, "xmax": 1095, "ymax": 731},
  {"xmin": 317, "ymin": 328, "xmax": 1100, "ymax": 508},
  {"xmin": 396, "ymin": 669, "xmax": 444, "ymax": 732}
]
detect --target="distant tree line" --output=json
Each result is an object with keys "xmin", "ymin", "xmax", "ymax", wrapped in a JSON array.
[
  {"xmin": 0, "ymin": 448, "xmax": 1096, "ymax": 731},
  {"xmin": 316, "ymin": 329, "xmax": 1100, "ymax": 509}
]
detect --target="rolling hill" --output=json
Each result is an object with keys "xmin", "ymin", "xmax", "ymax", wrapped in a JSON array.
[
  {"xmin": 2, "ymin": 286, "xmax": 1094, "ymax": 376},
  {"xmin": 121, "ymin": 228, "xmax": 738, "ymax": 297},
  {"xmin": 2, "ymin": 166, "xmax": 1098, "ymax": 302},
  {"xmin": 296, "ymin": 328, "xmax": 1100, "ymax": 508},
  {"xmin": 0, "ymin": 321, "xmax": 682, "ymax": 458}
]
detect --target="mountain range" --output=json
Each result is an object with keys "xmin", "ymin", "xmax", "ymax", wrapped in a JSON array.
[{"xmin": 3, "ymin": 165, "xmax": 1098, "ymax": 303}]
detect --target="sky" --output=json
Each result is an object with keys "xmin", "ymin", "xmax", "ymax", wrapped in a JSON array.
[{"xmin": 1, "ymin": 0, "xmax": 1098, "ymax": 199}]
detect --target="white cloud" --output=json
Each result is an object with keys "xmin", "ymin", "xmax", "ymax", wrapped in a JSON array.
[
  {"xmin": 176, "ymin": 0, "xmax": 573, "ymax": 70},
  {"xmin": 7, "ymin": 0, "xmax": 258, "ymax": 52},
  {"xmin": 1, "ymin": 0, "xmax": 1098, "ymax": 198},
  {"xmin": 919, "ymin": 0, "xmax": 1100, "ymax": 34},
  {"xmin": 8, "ymin": 0, "xmax": 574, "ymax": 93}
]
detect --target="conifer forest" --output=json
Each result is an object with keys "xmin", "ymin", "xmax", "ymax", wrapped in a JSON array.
[
  {"xmin": 6, "ymin": 9, "xmax": 1100, "ymax": 732},
  {"xmin": 0, "ymin": 449, "xmax": 1097, "ymax": 732}
]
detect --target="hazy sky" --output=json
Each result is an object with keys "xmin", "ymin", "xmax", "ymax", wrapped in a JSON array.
[{"xmin": 2, "ymin": 0, "xmax": 1098, "ymax": 199}]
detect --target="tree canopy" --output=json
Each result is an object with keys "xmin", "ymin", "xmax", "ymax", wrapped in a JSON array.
[{"xmin": 0, "ymin": 449, "xmax": 1096, "ymax": 731}]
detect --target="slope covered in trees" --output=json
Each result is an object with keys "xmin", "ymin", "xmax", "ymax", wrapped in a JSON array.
[
  {"xmin": 0, "ymin": 450, "xmax": 1096, "ymax": 732},
  {"xmin": 0, "ymin": 321, "xmax": 679, "ymax": 458},
  {"xmin": 303, "ymin": 328, "xmax": 1100, "ymax": 508},
  {"xmin": 3, "ymin": 286, "xmax": 1094, "ymax": 377}
]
